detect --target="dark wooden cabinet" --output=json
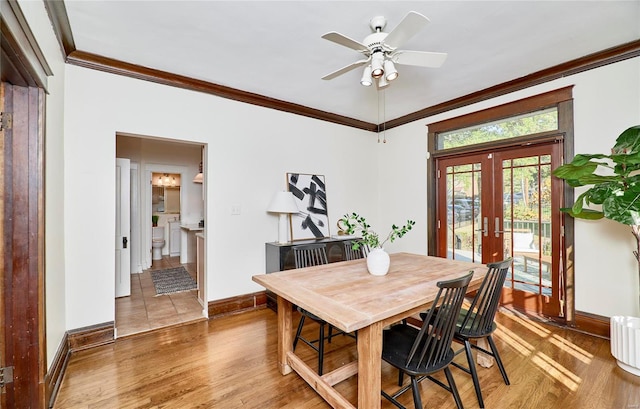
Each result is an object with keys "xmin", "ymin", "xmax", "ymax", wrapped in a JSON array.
[{"xmin": 265, "ymin": 237, "xmax": 355, "ymax": 310}]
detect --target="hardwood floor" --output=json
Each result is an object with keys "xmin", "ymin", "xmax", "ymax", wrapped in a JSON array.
[
  {"xmin": 55, "ymin": 307, "xmax": 640, "ymax": 408},
  {"xmin": 115, "ymin": 256, "xmax": 205, "ymax": 338}
]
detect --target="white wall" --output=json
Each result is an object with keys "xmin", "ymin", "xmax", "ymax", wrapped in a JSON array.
[
  {"xmin": 17, "ymin": 1, "xmax": 68, "ymax": 369},
  {"xmin": 382, "ymin": 57, "xmax": 640, "ymax": 317},
  {"xmin": 63, "ymin": 65, "xmax": 378, "ymax": 329}
]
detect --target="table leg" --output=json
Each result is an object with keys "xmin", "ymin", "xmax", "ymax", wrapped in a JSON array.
[
  {"xmin": 477, "ymin": 337, "xmax": 495, "ymax": 368},
  {"xmin": 277, "ymin": 296, "xmax": 293, "ymax": 375},
  {"xmin": 357, "ymin": 321, "xmax": 383, "ymax": 409}
]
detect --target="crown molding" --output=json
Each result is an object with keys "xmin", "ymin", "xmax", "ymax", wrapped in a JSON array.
[
  {"xmin": 44, "ymin": 2, "xmax": 640, "ymax": 133},
  {"xmin": 385, "ymin": 39, "xmax": 640, "ymax": 130}
]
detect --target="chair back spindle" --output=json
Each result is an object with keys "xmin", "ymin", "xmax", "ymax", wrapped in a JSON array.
[
  {"xmin": 458, "ymin": 258, "xmax": 511, "ymax": 338},
  {"xmin": 406, "ymin": 271, "xmax": 473, "ymax": 370},
  {"xmin": 293, "ymin": 244, "xmax": 328, "ymax": 268},
  {"xmin": 343, "ymin": 241, "xmax": 368, "ymax": 261}
]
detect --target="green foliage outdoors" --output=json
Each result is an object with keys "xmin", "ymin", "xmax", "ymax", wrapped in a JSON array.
[
  {"xmin": 339, "ymin": 213, "xmax": 415, "ymax": 250},
  {"xmin": 441, "ymin": 110, "xmax": 557, "ymax": 149},
  {"xmin": 552, "ymin": 126, "xmax": 640, "ymax": 225}
]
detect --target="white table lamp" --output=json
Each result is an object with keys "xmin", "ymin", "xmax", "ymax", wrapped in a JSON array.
[{"xmin": 267, "ymin": 191, "xmax": 299, "ymax": 244}]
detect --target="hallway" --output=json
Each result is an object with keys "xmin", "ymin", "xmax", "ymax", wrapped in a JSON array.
[{"xmin": 115, "ymin": 256, "xmax": 205, "ymax": 338}]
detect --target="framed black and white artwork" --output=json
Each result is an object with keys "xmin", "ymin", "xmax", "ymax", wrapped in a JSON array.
[{"xmin": 287, "ymin": 173, "xmax": 330, "ymax": 240}]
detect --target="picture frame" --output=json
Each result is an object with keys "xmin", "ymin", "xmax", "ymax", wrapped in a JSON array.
[{"xmin": 287, "ymin": 173, "xmax": 330, "ymax": 240}]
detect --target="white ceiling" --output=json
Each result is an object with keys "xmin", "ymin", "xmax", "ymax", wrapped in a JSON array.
[{"xmin": 63, "ymin": 1, "xmax": 640, "ymax": 125}]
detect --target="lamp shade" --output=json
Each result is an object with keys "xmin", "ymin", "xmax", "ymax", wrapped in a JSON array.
[
  {"xmin": 267, "ymin": 191, "xmax": 299, "ymax": 214},
  {"xmin": 384, "ymin": 60, "xmax": 398, "ymax": 81},
  {"xmin": 371, "ymin": 52, "xmax": 384, "ymax": 78},
  {"xmin": 360, "ymin": 65, "xmax": 373, "ymax": 87},
  {"xmin": 193, "ymin": 173, "xmax": 203, "ymax": 183}
]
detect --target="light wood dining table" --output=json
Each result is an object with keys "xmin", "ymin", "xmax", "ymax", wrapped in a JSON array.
[{"xmin": 252, "ymin": 252, "xmax": 488, "ymax": 409}]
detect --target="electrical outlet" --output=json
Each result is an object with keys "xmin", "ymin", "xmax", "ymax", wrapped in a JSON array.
[{"xmin": 231, "ymin": 205, "xmax": 241, "ymax": 215}]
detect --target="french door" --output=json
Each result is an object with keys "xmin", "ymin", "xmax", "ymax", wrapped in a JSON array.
[{"xmin": 436, "ymin": 142, "xmax": 564, "ymax": 320}]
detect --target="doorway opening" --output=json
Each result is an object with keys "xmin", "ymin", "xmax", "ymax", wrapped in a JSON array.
[{"xmin": 115, "ymin": 134, "xmax": 207, "ymax": 338}]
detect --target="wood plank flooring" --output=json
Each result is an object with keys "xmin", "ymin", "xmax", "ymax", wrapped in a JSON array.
[
  {"xmin": 55, "ymin": 307, "xmax": 640, "ymax": 408},
  {"xmin": 115, "ymin": 257, "xmax": 205, "ymax": 338}
]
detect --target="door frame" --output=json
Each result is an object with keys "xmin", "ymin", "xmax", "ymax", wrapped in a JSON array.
[
  {"xmin": 1, "ymin": 1, "xmax": 51, "ymax": 406},
  {"xmin": 427, "ymin": 87, "xmax": 575, "ymax": 323},
  {"xmin": 1, "ymin": 82, "xmax": 46, "ymax": 407}
]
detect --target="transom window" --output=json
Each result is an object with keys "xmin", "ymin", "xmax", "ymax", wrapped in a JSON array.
[{"xmin": 436, "ymin": 107, "xmax": 558, "ymax": 150}]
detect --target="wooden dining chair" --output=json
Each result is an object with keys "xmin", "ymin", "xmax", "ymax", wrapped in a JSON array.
[
  {"xmin": 343, "ymin": 240, "xmax": 368, "ymax": 261},
  {"xmin": 292, "ymin": 243, "xmax": 335, "ymax": 375},
  {"xmin": 450, "ymin": 258, "xmax": 512, "ymax": 408},
  {"xmin": 381, "ymin": 271, "xmax": 473, "ymax": 409}
]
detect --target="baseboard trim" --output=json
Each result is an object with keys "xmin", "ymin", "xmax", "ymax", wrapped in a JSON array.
[
  {"xmin": 67, "ymin": 321, "xmax": 115, "ymax": 352},
  {"xmin": 45, "ymin": 332, "xmax": 70, "ymax": 408},
  {"xmin": 46, "ymin": 322, "xmax": 114, "ymax": 407},
  {"xmin": 208, "ymin": 291, "xmax": 267, "ymax": 319},
  {"xmin": 573, "ymin": 311, "xmax": 610, "ymax": 339}
]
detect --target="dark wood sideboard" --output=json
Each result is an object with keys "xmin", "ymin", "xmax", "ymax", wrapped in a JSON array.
[{"xmin": 265, "ymin": 236, "xmax": 356, "ymax": 310}]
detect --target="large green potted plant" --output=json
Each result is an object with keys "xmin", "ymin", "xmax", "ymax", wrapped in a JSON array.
[
  {"xmin": 338, "ymin": 212, "xmax": 415, "ymax": 275},
  {"xmin": 552, "ymin": 125, "xmax": 640, "ymax": 376}
]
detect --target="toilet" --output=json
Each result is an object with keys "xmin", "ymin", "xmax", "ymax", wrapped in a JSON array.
[{"xmin": 152, "ymin": 226, "xmax": 165, "ymax": 260}]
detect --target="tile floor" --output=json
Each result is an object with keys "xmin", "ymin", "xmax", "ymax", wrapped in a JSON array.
[{"xmin": 115, "ymin": 256, "xmax": 205, "ymax": 338}]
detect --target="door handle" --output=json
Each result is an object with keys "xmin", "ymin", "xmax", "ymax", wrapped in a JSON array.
[
  {"xmin": 475, "ymin": 217, "xmax": 488, "ymax": 237},
  {"xmin": 123, "ymin": 236, "xmax": 128, "ymax": 249},
  {"xmin": 494, "ymin": 217, "xmax": 505, "ymax": 237}
]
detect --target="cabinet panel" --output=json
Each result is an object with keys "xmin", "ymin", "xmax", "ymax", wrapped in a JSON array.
[
  {"xmin": 169, "ymin": 221, "xmax": 181, "ymax": 256},
  {"xmin": 265, "ymin": 237, "xmax": 355, "ymax": 310}
]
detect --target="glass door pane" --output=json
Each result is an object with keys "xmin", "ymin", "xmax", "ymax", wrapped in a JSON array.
[
  {"xmin": 502, "ymin": 155, "xmax": 552, "ymax": 296},
  {"xmin": 439, "ymin": 157, "xmax": 485, "ymax": 264}
]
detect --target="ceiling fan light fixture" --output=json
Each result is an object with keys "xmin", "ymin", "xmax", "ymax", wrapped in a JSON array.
[
  {"xmin": 377, "ymin": 73, "xmax": 389, "ymax": 88},
  {"xmin": 360, "ymin": 65, "xmax": 373, "ymax": 86},
  {"xmin": 371, "ymin": 52, "xmax": 384, "ymax": 78},
  {"xmin": 384, "ymin": 60, "xmax": 398, "ymax": 81}
]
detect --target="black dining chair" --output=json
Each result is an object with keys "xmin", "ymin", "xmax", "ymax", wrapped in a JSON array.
[
  {"xmin": 343, "ymin": 240, "xmax": 368, "ymax": 261},
  {"xmin": 381, "ymin": 271, "xmax": 473, "ymax": 409},
  {"xmin": 292, "ymin": 243, "xmax": 338, "ymax": 375},
  {"xmin": 450, "ymin": 258, "xmax": 512, "ymax": 408}
]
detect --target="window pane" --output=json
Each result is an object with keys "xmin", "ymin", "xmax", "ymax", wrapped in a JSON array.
[
  {"xmin": 437, "ymin": 108, "xmax": 558, "ymax": 150},
  {"xmin": 445, "ymin": 163, "xmax": 482, "ymax": 263}
]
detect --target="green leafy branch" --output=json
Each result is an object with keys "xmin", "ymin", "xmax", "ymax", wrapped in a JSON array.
[{"xmin": 338, "ymin": 212, "xmax": 415, "ymax": 250}]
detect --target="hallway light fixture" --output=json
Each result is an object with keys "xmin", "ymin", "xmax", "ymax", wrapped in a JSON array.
[
  {"xmin": 193, "ymin": 161, "xmax": 203, "ymax": 183},
  {"xmin": 267, "ymin": 191, "xmax": 299, "ymax": 244}
]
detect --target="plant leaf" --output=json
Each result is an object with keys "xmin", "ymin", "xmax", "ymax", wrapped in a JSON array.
[
  {"xmin": 612, "ymin": 126, "xmax": 640, "ymax": 155},
  {"xmin": 560, "ymin": 207, "xmax": 604, "ymax": 220},
  {"xmin": 552, "ymin": 161, "xmax": 598, "ymax": 180}
]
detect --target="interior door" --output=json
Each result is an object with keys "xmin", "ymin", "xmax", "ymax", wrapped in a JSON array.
[
  {"xmin": 115, "ymin": 158, "xmax": 131, "ymax": 297},
  {"xmin": 436, "ymin": 142, "xmax": 564, "ymax": 320}
]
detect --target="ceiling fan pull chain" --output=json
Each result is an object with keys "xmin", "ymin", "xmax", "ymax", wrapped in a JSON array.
[
  {"xmin": 382, "ymin": 89, "xmax": 387, "ymax": 143},
  {"xmin": 377, "ymin": 88, "xmax": 381, "ymax": 143}
]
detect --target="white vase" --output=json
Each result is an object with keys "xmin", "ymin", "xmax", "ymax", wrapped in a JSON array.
[
  {"xmin": 367, "ymin": 248, "xmax": 390, "ymax": 276},
  {"xmin": 611, "ymin": 316, "xmax": 640, "ymax": 376}
]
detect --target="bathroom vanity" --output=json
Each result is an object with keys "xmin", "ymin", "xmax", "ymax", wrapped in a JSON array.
[
  {"xmin": 180, "ymin": 224, "xmax": 203, "ymax": 263},
  {"xmin": 168, "ymin": 220, "xmax": 181, "ymax": 256}
]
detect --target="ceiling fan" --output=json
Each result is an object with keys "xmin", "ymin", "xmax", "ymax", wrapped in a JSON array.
[{"xmin": 321, "ymin": 11, "xmax": 447, "ymax": 88}]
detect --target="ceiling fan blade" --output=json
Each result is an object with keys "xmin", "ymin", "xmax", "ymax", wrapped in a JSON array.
[
  {"xmin": 391, "ymin": 51, "xmax": 448, "ymax": 68},
  {"xmin": 322, "ymin": 32, "xmax": 369, "ymax": 53},
  {"xmin": 383, "ymin": 11, "xmax": 430, "ymax": 50},
  {"xmin": 322, "ymin": 59, "xmax": 369, "ymax": 80}
]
